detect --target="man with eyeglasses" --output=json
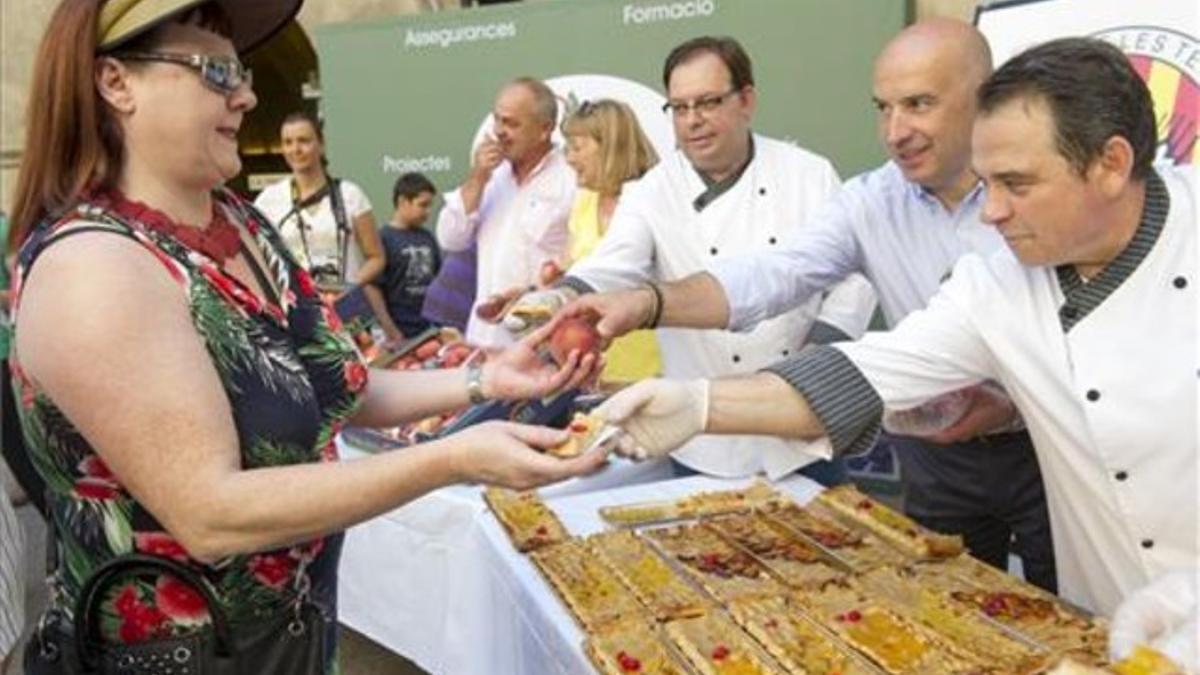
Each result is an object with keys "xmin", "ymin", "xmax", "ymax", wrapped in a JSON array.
[
  {"xmin": 505, "ymin": 35, "xmax": 877, "ymax": 484},
  {"xmin": 564, "ymin": 20, "xmax": 1058, "ymax": 593}
]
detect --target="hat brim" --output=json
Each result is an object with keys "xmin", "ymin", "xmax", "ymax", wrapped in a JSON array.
[
  {"xmin": 100, "ymin": 0, "xmax": 303, "ymax": 54},
  {"xmin": 218, "ymin": 0, "xmax": 304, "ymax": 54}
]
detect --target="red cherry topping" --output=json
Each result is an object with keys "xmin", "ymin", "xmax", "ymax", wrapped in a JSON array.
[{"xmin": 711, "ymin": 645, "xmax": 730, "ymax": 660}]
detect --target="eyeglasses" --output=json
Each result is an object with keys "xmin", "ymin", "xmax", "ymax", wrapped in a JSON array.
[
  {"xmin": 662, "ymin": 88, "xmax": 741, "ymax": 117},
  {"xmin": 115, "ymin": 52, "xmax": 252, "ymax": 95}
]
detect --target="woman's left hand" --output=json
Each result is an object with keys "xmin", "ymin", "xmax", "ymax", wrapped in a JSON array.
[{"xmin": 481, "ymin": 315, "xmax": 602, "ymax": 401}]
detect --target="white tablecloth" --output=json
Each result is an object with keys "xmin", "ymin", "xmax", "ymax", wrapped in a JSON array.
[
  {"xmin": 337, "ymin": 445, "xmax": 822, "ymax": 675},
  {"xmin": 335, "ymin": 439, "xmax": 674, "ymax": 673}
]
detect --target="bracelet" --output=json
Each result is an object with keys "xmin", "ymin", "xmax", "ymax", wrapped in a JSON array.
[
  {"xmin": 646, "ymin": 283, "xmax": 665, "ymax": 329},
  {"xmin": 465, "ymin": 363, "xmax": 488, "ymax": 404},
  {"xmin": 638, "ymin": 284, "xmax": 658, "ymax": 329}
]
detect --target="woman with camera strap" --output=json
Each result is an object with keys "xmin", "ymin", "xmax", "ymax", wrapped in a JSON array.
[{"xmin": 255, "ymin": 111, "xmax": 404, "ymax": 339}]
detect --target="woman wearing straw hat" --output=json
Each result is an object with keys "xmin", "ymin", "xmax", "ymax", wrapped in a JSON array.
[{"xmin": 7, "ymin": 1, "xmax": 604, "ymax": 672}]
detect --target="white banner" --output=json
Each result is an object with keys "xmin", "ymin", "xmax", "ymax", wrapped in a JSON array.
[{"xmin": 977, "ymin": 0, "xmax": 1197, "ymax": 165}]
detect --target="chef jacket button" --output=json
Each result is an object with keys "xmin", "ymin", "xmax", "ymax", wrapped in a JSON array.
[
  {"xmin": 1060, "ymin": 305, "xmax": 1078, "ymax": 319},
  {"xmin": 782, "ymin": 349, "xmax": 790, "ymax": 357},
  {"xmin": 769, "ymin": 237, "xmax": 777, "ymax": 245},
  {"xmin": 758, "ymin": 188, "xmax": 767, "ymax": 196},
  {"xmin": 1115, "ymin": 470, "xmax": 1128, "ymax": 481},
  {"xmin": 1173, "ymin": 276, "xmax": 1187, "ymax": 289},
  {"xmin": 1140, "ymin": 539, "xmax": 1154, "ymax": 549},
  {"xmin": 710, "ymin": 247, "xmax": 719, "ymax": 256},
  {"xmin": 732, "ymin": 354, "xmax": 741, "ymax": 364},
  {"xmin": 1086, "ymin": 389, "xmax": 1100, "ymax": 402}
]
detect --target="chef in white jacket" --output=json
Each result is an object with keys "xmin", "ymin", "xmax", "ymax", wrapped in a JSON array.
[
  {"xmin": 596, "ymin": 36, "xmax": 1197, "ymax": 654},
  {"xmin": 505, "ymin": 36, "xmax": 877, "ymax": 482}
]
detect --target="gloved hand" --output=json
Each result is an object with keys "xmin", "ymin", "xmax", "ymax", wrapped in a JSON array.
[
  {"xmin": 594, "ymin": 379, "xmax": 709, "ymax": 460},
  {"xmin": 1109, "ymin": 568, "xmax": 1198, "ymax": 672},
  {"xmin": 502, "ymin": 288, "xmax": 573, "ymax": 334}
]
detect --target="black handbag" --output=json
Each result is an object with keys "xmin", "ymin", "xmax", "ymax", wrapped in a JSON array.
[{"xmin": 25, "ymin": 553, "xmax": 328, "ymax": 675}]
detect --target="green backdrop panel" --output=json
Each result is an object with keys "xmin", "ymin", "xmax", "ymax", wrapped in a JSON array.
[{"xmin": 317, "ymin": 0, "xmax": 904, "ymax": 216}]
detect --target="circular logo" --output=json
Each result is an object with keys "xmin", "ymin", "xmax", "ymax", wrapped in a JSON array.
[
  {"xmin": 469, "ymin": 74, "xmax": 674, "ymax": 162},
  {"xmin": 1093, "ymin": 26, "xmax": 1197, "ymax": 165}
]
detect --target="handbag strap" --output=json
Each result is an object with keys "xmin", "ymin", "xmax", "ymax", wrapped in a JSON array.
[{"xmin": 74, "ymin": 553, "xmax": 235, "ymax": 666}]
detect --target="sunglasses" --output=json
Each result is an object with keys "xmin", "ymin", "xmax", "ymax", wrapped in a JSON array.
[{"xmin": 115, "ymin": 52, "xmax": 252, "ymax": 95}]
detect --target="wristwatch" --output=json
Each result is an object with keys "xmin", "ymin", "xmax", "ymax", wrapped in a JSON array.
[{"xmin": 466, "ymin": 363, "xmax": 488, "ymax": 404}]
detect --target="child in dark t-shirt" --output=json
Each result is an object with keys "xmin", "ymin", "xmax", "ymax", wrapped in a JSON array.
[{"xmin": 379, "ymin": 173, "xmax": 441, "ymax": 338}]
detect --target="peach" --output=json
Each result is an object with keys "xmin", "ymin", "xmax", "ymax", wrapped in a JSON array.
[{"xmin": 547, "ymin": 317, "xmax": 600, "ymax": 366}]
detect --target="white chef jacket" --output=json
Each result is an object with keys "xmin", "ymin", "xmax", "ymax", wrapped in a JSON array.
[
  {"xmin": 436, "ymin": 149, "xmax": 575, "ymax": 348},
  {"xmin": 571, "ymin": 134, "xmax": 878, "ymax": 478},
  {"xmin": 819, "ymin": 168, "xmax": 1197, "ymax": 614}
]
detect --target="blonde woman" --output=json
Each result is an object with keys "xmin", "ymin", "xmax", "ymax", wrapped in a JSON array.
[{"xmin": 561, "ymin": 99, "xmax": 661, "ymax": 383}]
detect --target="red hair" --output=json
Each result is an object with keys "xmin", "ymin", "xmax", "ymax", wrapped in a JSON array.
[
  {"xmin": 8, "ymin": 0, "xmax": 121, "ymax": 250},
  {"xmin": 7, "ymin": 0, "xmax": 233, "ymax": 251}
]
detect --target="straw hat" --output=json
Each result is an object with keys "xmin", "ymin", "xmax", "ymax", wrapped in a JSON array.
[{"xmin": 97, "ymin": 0, "xmax": 303, "ymax": 53}]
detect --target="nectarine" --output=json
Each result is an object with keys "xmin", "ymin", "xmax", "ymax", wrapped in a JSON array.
[{"xmin": 547, "ymin": 317, "xmax": 600, "ymax": 366}]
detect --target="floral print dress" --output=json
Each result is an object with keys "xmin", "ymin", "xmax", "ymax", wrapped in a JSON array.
[{"xmin": 8, "ymin": 188, "xmax": 368, "ymax": 670}]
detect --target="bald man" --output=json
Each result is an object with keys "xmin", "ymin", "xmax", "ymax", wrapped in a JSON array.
[
  {"xmin": 569, "ymin": 19, "xmax": 1056, "ymax": 591},
  {"xmin": 437, "ymin": 77, "xmax": 575, "ymax": 347}
]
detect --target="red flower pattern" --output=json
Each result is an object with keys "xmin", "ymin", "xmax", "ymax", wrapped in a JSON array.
[
  {"xmin": 295, "ymin": 268, "xmax": 317, "ymax": 298},
  {"xmin": 344, "ymin": 360, "xmax": 368, "ymax": 394},
  {"xmin": 74, "ymin": 476, "xmax": 119, "ymax": 501},
  {"xmin": 78, "ymin": 455, "xmax": 116, "ymax": 481},
  {"xmin": 112, "ymin": 584, "xmax": 172, "ymax": 644},
  {"xmin": 133, "ymin": 531, "xmax": 191, "ymax": 563},
  {"xmin": 155, "ymin": 575, "xmax": 211, "ymax": 625},
  {"xmin": 248, "ymin": 553, "xmax": 295, "ymax": 591},
  {"xmin": 320, "ymin": 304, "xmax": 344, "ymax": 334}
]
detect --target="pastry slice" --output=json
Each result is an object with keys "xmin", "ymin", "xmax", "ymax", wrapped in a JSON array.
[
  {"xmin": 665, "ymin": 612, "xmax": 779, "ymax": 675},
  {"xmin": 814, "ymin": 485, "xmax": 964, "ymax": 560},
  {"xmin": 483, "ymin": 487, "xmax": 570, "ymax": 552},
  {"xmin": 858, "ymin": 566, "xmax": 1047, "ymax": 671},
  {"xmin": 585, "ymin": 619, "xmax": 691, "ymax": 675},
  {"xmin": 761, "ymin": 501, "xmax": 909, "ymax": 571},
  {"xmin": 799, "ymin": 578, "xmax": 986, "ymax": 675},
  {"xmin": 705, "ymin": 512, "xmax": 844, "ymax": 589},
  {"xmin": 506, "ymin": 301, "xmax": 556, "ymax": 322},
  {"xmin": 600, "ymin": 481, "xmax": 782, "ymax": 527},
  {"xmin": 644, "ymin": 523, "xmax": 785, "ymax": 603},
  {"xmin": 589, "ymin": 530, "xmax": 709, "ymax": 621},
  {"xmin": 530, "ymin": 538, "xmax": 647, "ymax": 632},
  {"xmin": 549, "ymin": 412, "xmax": 614, "ymax": 459},
  {"xmin": 921, "ymin": 555, "xmax": 1108, "ymax": 659},
  {"xmin": 1045, "ymin": 646, "xmax": 1184, "ymax": 675},
  {"xmin": 727, "ymin": 596, "xmax": 881, "ymax": 675}
]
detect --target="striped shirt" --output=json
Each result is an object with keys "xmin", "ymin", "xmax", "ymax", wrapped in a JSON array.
[{"xmin": 0, "ymin": 479, "xmax": 24, "ymax": 658}]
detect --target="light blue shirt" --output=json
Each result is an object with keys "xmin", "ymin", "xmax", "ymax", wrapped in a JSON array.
[{"xmin": 712, "ymin": 161, "xmax": 1005, "ymax": 330}]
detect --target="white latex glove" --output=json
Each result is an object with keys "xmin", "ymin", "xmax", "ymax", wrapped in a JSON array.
[
  {"xmin": 1109, "ymin": 568, "xmax": 1199, "ymax": 672},
  {"xmin": 502, "ymin": 288, "xmax": 572, "ymax": 334},
  {"xmin": 594, "ymin": 379, "xmax": 709, "ymax": 460}
]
